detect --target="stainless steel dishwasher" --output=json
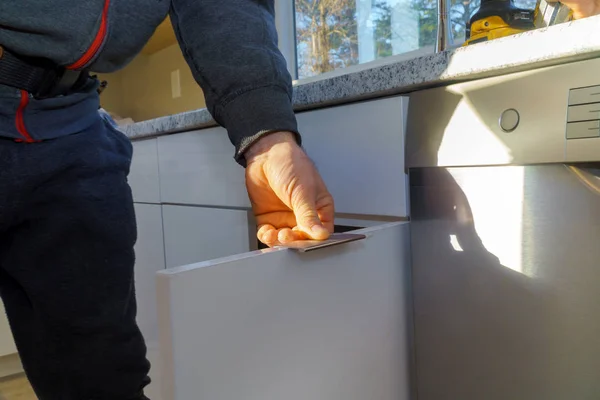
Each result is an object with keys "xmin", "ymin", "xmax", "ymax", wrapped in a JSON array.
[{"xmin": 405, "ymin": 57, "xmax": 600, "ymax": 400}]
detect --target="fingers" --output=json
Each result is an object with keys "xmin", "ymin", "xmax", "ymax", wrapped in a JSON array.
[
  {"xmin": 277, "ymin": 228, "xmax": 296, "ymax": 243},
  {"xmin": 292, "ymin": 199, "xmax": 331, "ymax": 240},
  {"xmin": 256, "ymin": 197, "xmax": 334, "ymax": 246},
  {"xmin": 255, "ymin": 211, "xmax": 298, "ymax": 231},
  {"xmin": 317, "ymin": 198, "xmax": 335, "ymax": 235},
  {"xmin": 257, "ymin": 224, "xmax": 278, "ymax": 246},
  {"xmin": 257, "ymin": 224, "xmax": 306, "ymax": 247}
]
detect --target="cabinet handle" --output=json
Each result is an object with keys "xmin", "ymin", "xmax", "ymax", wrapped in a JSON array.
[{"xmin": 277, "ymin": 233, "xmax": 367, "ymax": 253}]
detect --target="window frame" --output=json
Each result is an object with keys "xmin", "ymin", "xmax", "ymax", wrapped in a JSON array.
[
  {"xmin": 275, "ymin": 0, "xmax": 299, "ymax": 80},
  {"xmin": 274, "ymin": 0, "xmax": 475, "ymax": 84}
]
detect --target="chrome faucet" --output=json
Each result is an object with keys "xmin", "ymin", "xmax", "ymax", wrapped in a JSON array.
[{"xmin": 436, "ymin": 0, "xmax": 448, "ymax": 53}]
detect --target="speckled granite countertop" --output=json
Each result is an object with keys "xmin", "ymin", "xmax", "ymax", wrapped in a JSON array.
[{"xmin": 124, "ymin": 15, "xmax": 600, "ymax": 141}]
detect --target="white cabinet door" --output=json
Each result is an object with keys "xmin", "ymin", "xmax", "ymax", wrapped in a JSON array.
[
  {"xmin": 133, "ymin": 204, "xmax": 166, "ymax": 400},
  {"xmin": 156, "ymin": 97, "xmax": 409, "ymax": 217},
  {"xmin": 130, "ymin": 138, "xmax": 161, "ymax": 203},
  {"xmin": 296, "ymin": 97, "xmax": 409, "ymax": 217},
  {"xmin": 162, "ymin": 205, "xmax": 252, "ymax": 269},
  {"xmin": 158, "ymin": 128, "xmax": 250, "ymax": 208},
  {"xmin": 156, "ymin": 222, "xmax": 412, "ymax": 400},
  {"xmin": 0, "ymin": 300, "xmax": 16, "ymax": 357}
]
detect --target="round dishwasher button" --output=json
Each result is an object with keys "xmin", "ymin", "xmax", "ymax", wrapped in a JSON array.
[{"xmin": 499, "ymin": 109, "xmax": 520, "ymax": 132}]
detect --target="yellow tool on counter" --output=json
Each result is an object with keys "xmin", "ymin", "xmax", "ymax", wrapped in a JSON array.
[{"xmin": 463, "ymin": 0, "xmax": 573, "ymax": 46}]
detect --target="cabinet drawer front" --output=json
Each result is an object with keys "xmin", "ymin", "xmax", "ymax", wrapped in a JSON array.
[
  {"xmin": 157, "ymin": 222, "xmax": 412, "ymax": 400},
  {"xmin": 162, "ymin": 205, "xmax": 252, "ymax": 269},
  {"xmin": 157, "ymin": 97, "xmax": 408, "ymax": 216},
  {"xmin": 158, "ymin": 128, "xmax": 250, "ymax": 208},
  {"xmin": 297, "ymin": 97, "xmax": 408, "ymax": 217},
  {"xmin": 132, "ymin": 204, "xmax": 166, "ymax": 400},
  {"xmin": 133, "ymin": 204, "xmax": 166, "ymax": 343},
  {"xmin": 0, "ymin": 301, "xmax": 17, "ymax": 358},
  {"xmin": 130, "ymin": 139, "xmax": 161, "ymax": 203}
]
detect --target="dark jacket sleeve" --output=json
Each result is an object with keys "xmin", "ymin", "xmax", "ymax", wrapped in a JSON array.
[{"xmin": 169, "ymin": 0, "xmax": 301, "ymax": 166}]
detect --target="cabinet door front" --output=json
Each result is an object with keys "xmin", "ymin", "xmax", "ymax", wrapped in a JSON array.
[
  {"xmin": 156, "ymin": 97, "xmax": 409, "ymax": 217},
  {"xmin": 130, "ymin": 138, "xmax": 161, "ymax": 203},
  {"xmin": 133, "ymin": 204, "xmax": 166, "ymax": 400},
  {"xmin": 297, "ymin": 97, "xmax": 409, "ymax": 217},
  {"xmin": 162, "ymin": 205, "xmax": 252, "ymax": 269},
  {"xmin": 157, "ymin": 128, "xmax": 250, "ymax": 208},
  {"xmin": 0, "ymin": 300, "xmax": 16, "ymax": 357},
  {"xmin": 156, "ymin": 222, "xmax": 413, "ymax": 400}
]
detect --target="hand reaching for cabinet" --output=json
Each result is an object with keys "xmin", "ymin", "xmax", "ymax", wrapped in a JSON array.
[{"xmin": 244, "ymin": 131, "xmax": 334, "ymax": 247}]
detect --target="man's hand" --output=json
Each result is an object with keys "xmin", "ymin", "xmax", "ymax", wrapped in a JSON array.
[
  {"xmin": 548, "ymin": 0, "xmax": 600, "ymax": 19},
  {"xmin": 244, "ymin": 132, "xmax": 334, "ymax": 247}
]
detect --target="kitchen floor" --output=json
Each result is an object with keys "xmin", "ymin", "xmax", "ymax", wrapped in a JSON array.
[{"xmin": 0, "ymin": 374, "xmax": 36, "ymax": 400}]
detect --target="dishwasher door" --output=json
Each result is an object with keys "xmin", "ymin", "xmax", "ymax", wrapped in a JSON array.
[{"xmin": 409, "ymin": 163, "xmax": 600, "ymax": 400}]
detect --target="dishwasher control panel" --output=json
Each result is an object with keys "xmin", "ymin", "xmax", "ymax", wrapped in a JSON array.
[
  {"xmin": 406, "ymin": 57, "xmax": 600, "ymax": 167},
  {"xmin": 567, "ymin": 86, "xmax": 600, "ymax": 139}
]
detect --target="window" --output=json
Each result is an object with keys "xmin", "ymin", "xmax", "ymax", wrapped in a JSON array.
[
  {"xmin": 294, "ymin": 0, "xmax": 433, "ymax": 79},
  {"xmin": 291, "ymin": 0, "xmax": 538, "ymax": 80}
]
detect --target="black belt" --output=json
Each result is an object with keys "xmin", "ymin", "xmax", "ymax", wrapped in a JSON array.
[{"xmin": 0, "ymin": 45, "xmax": 89, "ymax": 99}]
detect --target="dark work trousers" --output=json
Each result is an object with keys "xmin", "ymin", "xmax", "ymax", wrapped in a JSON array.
[{"xmin": 0, "ymin": 84, "xmax": 151, "ymax": 399}]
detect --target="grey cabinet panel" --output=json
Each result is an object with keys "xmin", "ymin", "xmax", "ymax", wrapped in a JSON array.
[
  {"xmin": 157, "ymin": 128, "xmax": 250, "ymax": 208},
  {"xmin": 130, "ymin": 139, "xmax": 161, "ymax": 203},
  {"xmin": 297, "ymin": 97, "xmax": 409, "ymax": 217},
  {"xmin": 157, "ymin": 222, "xmax": 413, "ymax": 400},
  {"xmin": 162, "ymin": 205, "xmax": 251, "ymax": 269},
  {"xmin": 133, "ymin": 204, "xmax": 166, "ymax": 400},
  {"xmin": 0, "ymin": 300, "xmax": 16, "ymax": 358},
  {"xmin": 157, "ymin": 97, "xmax": 409, "ymax": 216}
]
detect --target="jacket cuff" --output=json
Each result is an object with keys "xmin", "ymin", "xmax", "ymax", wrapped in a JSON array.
[{"xmin": 219, "ymin": 86, "xmax": 301, "ymax": 167}]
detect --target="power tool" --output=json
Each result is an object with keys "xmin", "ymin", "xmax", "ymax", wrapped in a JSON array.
[
  {"xmin": 463, "ymin": 0, "xmax": 574, "ymax": 46},
  {"xmin": 463, "ymin": 0, "xmax": 536, "ymax": 46}
]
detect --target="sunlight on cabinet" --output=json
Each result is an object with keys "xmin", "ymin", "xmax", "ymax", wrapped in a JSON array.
[{"xmin": 157, "ymin": 222, "xmax": 413, "ymax": 400}]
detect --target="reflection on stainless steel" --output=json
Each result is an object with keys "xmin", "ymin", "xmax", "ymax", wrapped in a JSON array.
[
  {"xmin": 567, "ymin": 165, "xmax": 600, "ymax": 196},
  {"xmin": 447, "ymin": 166, "xmax": 525, "ymax": 273},
  {"xmin": 409, "ymin": 164, "xmax": 600, "ymax": 400}
]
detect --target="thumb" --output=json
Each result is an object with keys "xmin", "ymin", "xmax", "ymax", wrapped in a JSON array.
[{"xmin": 292, "ymin": 193, "xmax": 330, "ymax": 240}]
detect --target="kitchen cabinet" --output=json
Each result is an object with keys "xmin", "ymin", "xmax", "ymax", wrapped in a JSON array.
[
  {"xmin": 156, "ymin": 96, "xmax": 409, "ymax": 216},
  {"xmin": 162, "ymin": 205, "xmax": 252, "ymax": 269},
  {"xmin": 156, "ymin": 221, "xmax": 413, "ymax": 400},
  {"xmin": 295, "ymin": 96, "xmax": 409, "ymax": 217},
  {"xmin": 157, "ymin": 127, "xmax": 250, "ymax": 208},
  {"xmin": 133, "ymin": 203, "xmax": 166, "ymax": 400},
  {"xmin": 130, "ymin": 138, "xmax": 161, "ymax": 204},
  {"xmin": 0, "ymin": 300, "xmax": 16, "ymax": 358}
]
